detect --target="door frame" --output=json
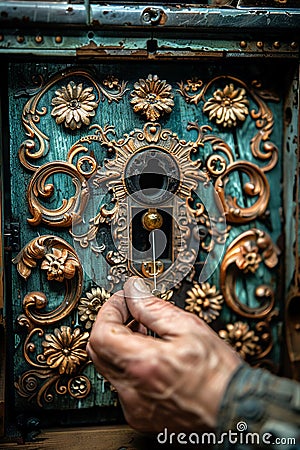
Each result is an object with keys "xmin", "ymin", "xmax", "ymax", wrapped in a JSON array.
[{"xmin": 0, "ymin": 1, "xmax": 299, "ymax": 444}]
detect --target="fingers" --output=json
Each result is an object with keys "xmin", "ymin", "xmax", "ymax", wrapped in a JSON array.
[
  {"xmin": 87, "ymin": 288, "xmax": 157, "ymax": 373},
  {"xmin": 124, "ymin": 277, "xmax": 202, "ymax": 338},
  {"xmin": 93, "ymin": 289, "xmax": 129, "ymax": 327}
]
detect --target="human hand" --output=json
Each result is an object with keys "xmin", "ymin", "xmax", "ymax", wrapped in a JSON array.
[{"xmin": 87, "ymin": 277, "xmax": 241, "ymax": 432}]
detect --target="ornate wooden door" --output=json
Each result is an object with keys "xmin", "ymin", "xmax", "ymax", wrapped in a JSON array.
[
  {"xmin": 4, "ymin": 58, "xmax": 297, "ymax": 436},
  {"xmin": 0, "ymin": 2, "xmax": 299, "ymax": 441}
]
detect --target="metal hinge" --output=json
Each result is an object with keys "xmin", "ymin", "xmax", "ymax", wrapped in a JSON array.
[{"xmin": 4, "ymin": 221, "xmax": 20, "ymax": 253}]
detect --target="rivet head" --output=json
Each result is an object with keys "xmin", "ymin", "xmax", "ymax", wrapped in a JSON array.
[
  {"xmin": 290, "ymin": 42, "xmax": 298, "ymax": 49},
  {"xmin": 240, "ymin": 41, "xmax": 247, "ymax": 49},
  {"xmin": 256, "ymin": 41, "xmax": 263, "ymax": 49},
  {"xmin": 273, "ymin": 41, "xmax": 280, "ymax": 49},
  {"xmin": 55, "ymin": 36, "xmax": 62, "ymax": 44},
  {"xmin": 17, "ymin": 35, "xmax": 24, "ymax": 44},
  {"xmin": 35, "ymin": 35, "xmax": 43, "ymax": 44}
]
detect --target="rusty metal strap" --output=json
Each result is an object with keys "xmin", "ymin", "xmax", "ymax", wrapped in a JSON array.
[{"xmin": 0, "ymin": 2, "xmax": 300, "ymax": 30}]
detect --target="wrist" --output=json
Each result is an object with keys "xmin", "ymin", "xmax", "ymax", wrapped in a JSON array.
[{"xmin": 216, "ymin": 364, "xmax": 300, "ymax": 448}]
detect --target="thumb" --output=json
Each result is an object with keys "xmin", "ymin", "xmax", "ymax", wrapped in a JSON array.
[{"xmin": 123, "ymin": 277, "xmax": 198, "ymax": 338}]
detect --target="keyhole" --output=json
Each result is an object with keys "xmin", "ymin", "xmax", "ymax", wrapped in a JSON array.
[
  {"xmin": 139, "ymin": 172, "xmax": 165, "ymax": 191},
  {"xmin": 138, "ymin": 159, "xmax": 167, "ymax": 197}
]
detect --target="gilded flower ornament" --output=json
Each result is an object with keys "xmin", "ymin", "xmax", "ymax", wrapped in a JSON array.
[
  {"xmin": 130, "ymin": 74, "xmax": 174, "ymax": 122},
  {"xmin": 106, "ymin": 250, "xmax": 127, "ymax": 266},
  {"xmin": 42, "ymin": 326, "xmax": 89, "ymax": 375},
  {"xmin": 51, "ymin": 81, "xmax": 98, "ymax": 130},
  {"xmin": 103, "ymin": 75, "xmax": 119, "ymax": 90},
  {"xmin": 69, "ymin": 376, "xmax": 90, "ymax": 398},
  {"xmin": 236, "ymin": 241, "xmax": 262, "ymax": 274},
  {"xmin": 219, "ymin": 322, "xmax": 260, "ymax": 359},
  {"xmin": 78, "ymin": 286, "xmax": 111, "ymax": 329},
  {"xmin": 185, "ymin": 282, "xmax": 223, "ymax": 323},
  {"xmin": 203, "ymin": 83, "xmax": 249, "ymax": 128},
  {"xmin": 184, "ymin": 78, "xmax": 203, "ymax": 92},
  {"xmin": 41, "ymin": 248, "xmax": 79, "ymax": 282}
]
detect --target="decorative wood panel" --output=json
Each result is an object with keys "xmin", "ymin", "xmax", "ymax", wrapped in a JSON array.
[{"xmin": 7, "ymin": 60, "xmax": 290, "ymax": 427}]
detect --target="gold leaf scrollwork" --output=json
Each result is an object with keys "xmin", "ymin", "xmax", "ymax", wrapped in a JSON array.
[
  {"xmin": 186, "ymin": 197, "xmax": 230, "ymax": 253},
  {"xmin": 13, "ymin": 237, "xmax": 90, "ymax": 406},
  {"xmin": 67, "ymin": 143, "xmax": 98, "ymax": 179},
  {"xmin": 178, "ymin": 75, "xmax": 279, "ymax": 172},
  {"xmin": 220, "ymin": 228, "xmax": 280, "ymax": 319},
  {"xmin": 101, "ymin": 75, "xmax": 129, "ymax": 103},
  {"xmin": 18, "ymin": 69, "xmax": 128, "ymax": 172},
  {"xmin": 27, "ymin": 161, "xmax": 88, "ymax": 227},
  {"xmin": 13, "ymin": 235, "xmax": 83, "ymax": 328},
  {"xmin": 215, "ymin": 161, "xmax": 270, "ymax": 224},
  {"xmin": 71, "ymin": 122, "xmax": 208, "ymax": 274},
  {"xmin": 186, "ymin": 122, "xmax": 270, "ymax": 224}
]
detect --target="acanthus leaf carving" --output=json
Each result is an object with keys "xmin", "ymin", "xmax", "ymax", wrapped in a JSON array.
[
  {"xmin": 26, "ymin": 161, "xmax": 89, "ymax": 228},
  {"xmin": 13, "ymin": 236, "xmax": 83, "ymax": 328},
  {"xmin": 220, "ymin": 228, "xmax": 280, "ymax": 319},
  {"xmin": 215, "ymin": 161, "xmax": 270, "ymax": 224},
  {"xmin": 18, "ymin": 68, "xmax": 128, "ymax": 172},
  {"xmin": 178, "ymin": 75, "xmax": 279, "ymax": 172}
]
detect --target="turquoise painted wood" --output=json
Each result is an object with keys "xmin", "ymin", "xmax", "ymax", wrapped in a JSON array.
[{"xmin": 7, "ymin": 59, "xmax": 289, "ymax": 426}]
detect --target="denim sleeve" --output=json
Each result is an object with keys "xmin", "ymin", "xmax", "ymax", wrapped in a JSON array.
[{"xmin": 216, "ymin": 364, "xmax": 300, "ymax": 449}]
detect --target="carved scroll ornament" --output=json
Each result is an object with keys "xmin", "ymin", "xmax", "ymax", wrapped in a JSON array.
[
  {"xmin": 178, "ymin": 76, "xmax": 279, "ymax": 172},
  {"xmin": 19, "ymin": 72, "xmax": 275, "ymax": 231},
  {"xmin": 13, "ymin": 235, "xmax": 83, "ymax": 328},
  {"xmin": 13, "ymin": 236, "xmax": 93, "ymax": 406},
  {"xmin": 220, "ymin": 228, "xmax": 280, "ymax": 319},
  {"xmin": 217, "ymin": 228, "xmax": 280, "ymax": 365},
  {"xmin": 18, "ymin": 68, "xmax": 128, "ymax": 172}
]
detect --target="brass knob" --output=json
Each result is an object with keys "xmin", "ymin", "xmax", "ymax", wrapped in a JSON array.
[{"xmin": 142, "ymin": 209, "xmax": 163, "ymax": 231}]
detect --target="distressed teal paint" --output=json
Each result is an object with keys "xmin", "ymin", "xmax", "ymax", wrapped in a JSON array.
[
  {"xmin": 5, "ymin": 57, "xmax": 295, "ymax": 424},
  {"xmin": 0, "ymin": 32, "xmax": 298, "ymax": 58}
]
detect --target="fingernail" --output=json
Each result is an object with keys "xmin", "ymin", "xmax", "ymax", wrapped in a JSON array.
[{"xmin": 133, "ymin": 277, "xmax": 151, "ymax": 294}]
